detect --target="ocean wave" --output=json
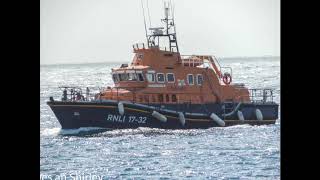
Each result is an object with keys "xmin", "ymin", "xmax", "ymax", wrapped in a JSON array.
[{"xmin": 41, "ymin": 127, "xmax": 109, "ymax": 136}]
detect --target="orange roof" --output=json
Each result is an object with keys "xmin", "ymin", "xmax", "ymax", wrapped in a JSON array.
[{"xmin": 112, "ymin": 65, "xmax": 150, "ymax": 71}]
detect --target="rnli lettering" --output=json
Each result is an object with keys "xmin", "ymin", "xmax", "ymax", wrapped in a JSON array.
[{"xmin": 106, "ymin": 114, "xmax": 147, "ymax": 124}]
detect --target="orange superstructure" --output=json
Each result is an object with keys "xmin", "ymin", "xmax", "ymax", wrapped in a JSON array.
[
  {"xmin": 99, "ymin": 44, "xmax": 250, "ymax": 104},
  {"xmin": 97, "ymin": 2, "xmax": 250, "ymax": 105}
]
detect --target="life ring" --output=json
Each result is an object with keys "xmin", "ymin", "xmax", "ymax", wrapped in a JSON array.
[{"xmin": 222, "ymin": 73, "xmax": 232, "ymax": 85}]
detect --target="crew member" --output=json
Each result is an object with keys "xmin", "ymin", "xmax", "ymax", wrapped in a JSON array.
[
  {"xmin": 86, "ymin": 87, "xmax": 90, "ymax": 101},
  {"xmin": 62, "ymin": 88, "xmax": 67, "ymax": 101}
]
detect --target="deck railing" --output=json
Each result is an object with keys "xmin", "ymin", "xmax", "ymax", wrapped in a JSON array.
[
  {"xmin": 58, "ymin": 86, "xmax": 207, "ymax": 105},
  {"xmin": 58, "ymin": 86, "xmax": 276, "ymax": 105},
  {"xmin": 242, "ymin": 89, "xmax": 275, "ymax": 103},
  {"xmin": 132, "ymin": 43, "xmax": 178, "ymax": 52},
  {"xmin": 180, "ymin": 55, "xmax": 232, "ymax": 79}
]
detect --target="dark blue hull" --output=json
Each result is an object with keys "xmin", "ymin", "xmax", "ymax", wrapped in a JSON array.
[{"xmin": 47, "ymin": 100, "xmax": 278, "ymax": 129}]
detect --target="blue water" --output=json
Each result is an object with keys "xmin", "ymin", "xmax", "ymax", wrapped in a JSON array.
[{"xmin": 40, "ymin": 57, "xmax": 280, "ymax": 179}]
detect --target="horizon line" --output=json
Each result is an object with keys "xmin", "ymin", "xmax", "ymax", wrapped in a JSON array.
[{"xmin": 40, "ymin": 55, "xmax": 280, "ymax": 66}]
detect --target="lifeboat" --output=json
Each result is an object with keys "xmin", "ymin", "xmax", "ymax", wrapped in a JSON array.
[{"xmin": 47, "ymin": 2, "xmax": 279, "ymax": 129}]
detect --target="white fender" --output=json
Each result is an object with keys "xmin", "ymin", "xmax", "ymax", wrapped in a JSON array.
[
  {"xmin": 237, "ymin": 110, "xmax": 245, "ymax": 121},
  {"xmin": 178, "ymin": 112, "xmax": 185, "ymax": 126},
  {"xmin": 210, "ymin": 113, "xmax": 225, "ymax": 127},
  {"xmin": 118, "ymin": 102, "xmax": 124, "ymax": 115},
  {"xmin": 256, "ymin": 109, "xmax": 263, "ymax": 121},
  {"xmin": 152, "ymin": 111, "xmax": 167, "ymax": 122}
]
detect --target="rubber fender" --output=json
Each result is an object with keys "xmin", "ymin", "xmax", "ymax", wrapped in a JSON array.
[
  {"xmin": 118, "ymin": 102, "xmax": 124, "ymax": 115},
  {"xmin": 152, "ymin": 111, "xmax": 167, "ymax": 122},
  {"xmin": 210, "ymin": 113, "xmax": 225, "ymax": 127},
  {"xmin": 178, "ymin": 112, "xmax": 185, "ymax": 126},
  {"xmin": 237, "ymin": 110, "xmax": 245, "ymax": 121},
  {"xmin": 256, "ymin": 109, "xmax": 263, "ymax": 121}
]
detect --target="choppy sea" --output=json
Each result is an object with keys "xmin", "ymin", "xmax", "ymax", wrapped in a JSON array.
[{"xmin": 40, "ymin": 57, "xmax": 280, "ymax": 179}]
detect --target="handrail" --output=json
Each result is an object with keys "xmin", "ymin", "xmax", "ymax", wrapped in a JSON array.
[
  {"xmin": 208, "ymin": 56, "xmax": 222, "ymax": 78},
  {"xmin": 180, "ymin": 55, "xmax": 233, "ymax": 80},
  {"xmin": 180, "ymin": 55, "xmax": 225, "ymax": 78},
  {"xmin": 57, "ymin": 86, "xmax": 276, "ymax": 110},
  {"xmin": 212, "ymin": 55, "xmax": 222, "ymax": 72},
  {"xmin": 132, "ymin": 43, "xmax": 178, "ymax": 52},
  {"xmin": 59, "ymin": 85, "xmax": 206, "ymax": 105},
  {"xmin": 133, "ymin": 43, "xmax": 146, "ymax": 50},
  {"xmin": 202, "ymin": 70, "xmax": 221, "ymax": 102},
  {"xmin": 237, "ymin": 89, "xmax": 275, "ymax": 103}
]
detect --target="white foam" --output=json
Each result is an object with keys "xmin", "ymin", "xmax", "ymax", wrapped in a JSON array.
[
  {"xmin": 41, "ymin": 127, "xmax": 61, "ymax": 136},
  {"xmin": 59, "ymin": 127, "xmax": 107, "ymax": 135},
  {"xmin": 224, "ymin": 124, "xmax": 252, "ymax": 129},
  {"xmin": 40, "ymin": 127, "xmax": 107, "ymax": 136}
]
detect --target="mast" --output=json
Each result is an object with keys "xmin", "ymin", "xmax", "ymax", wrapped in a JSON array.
[
  {"xmin": 170, "ymin": 0, "xmax": 179, "ymax": 52},
  {"xmin": 140, "ymin": 0, "xmax": 149, "ymax": 47},
  {"xmin": 144, "ymin": 0, "xmax": 179, "ymax": 53},
  {"xmin": 164, "ymin": 2, "xmax": 169, "ymax": 35}
]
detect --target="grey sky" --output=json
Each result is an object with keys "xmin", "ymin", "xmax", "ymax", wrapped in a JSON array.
[{"xmin": 40, "ymin": 0, "xmax": 280, "ymax": 65}]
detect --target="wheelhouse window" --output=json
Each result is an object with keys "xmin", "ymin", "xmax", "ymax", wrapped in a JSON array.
[
  {"xmin": 115, "ymin": 72, "xmax": 142, "ymax": 82},
  {"xmin": 157, "ymin": 73, "xmax": 165, "ymax": 83},
  {"xmin": 146, "ymin": 73, "xmax": 155, "ymax": 82},
  {"xmin": 119, "ymin": 73, "xmax": 128, "ymax": 81},
  {"xmin": 128, "ymin": 73, "xmax": 137, "ymax": 81},
  {"xmin": 187, "ymin": 74, "xmax": 194, "ymax": 85},
  {"xmin": 137, "ymin": 73, "xmax": 144, "ymax": 81},
  {"xmin": 166, "ymin": 73, "xmax": 175, "ymax": 83},
  {"xmin": 112, "ymin": 74, "xmax": 119, "ymax": 82},
  {"xmin": 197, "ymin": 74, "xmax": 203, "ymax": 85}
]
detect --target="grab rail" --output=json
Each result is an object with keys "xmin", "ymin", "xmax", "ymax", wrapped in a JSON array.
[
  {"xmin": 239, "ymin": 89, "xmax": 275, "ymax": 103},
  {"xmin": 180, "ymin": 55, "xmax": 232, "ymax": 79}
]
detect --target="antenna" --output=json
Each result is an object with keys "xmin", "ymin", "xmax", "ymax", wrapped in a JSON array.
[
  {"xmin": 164, "ymin": 1, "xmax": 169, "ymax": 34},
  {"xmin": 170, "ymin": 0, "xmax": 174, "ymax": 20},
  {"xmin": 146, "ymin": 0, "xmax": 152, "ymax": 28},
  {"xmin": 164, "ymin": 2, "xmax": 169, "ymax": 20},
  {"xmin": 170, "ymin": 0, "xmax": 179, "ymax": 52},
  {"xmin": 140, "ymin": 0, "xmax": 149, "ymax": 47}
]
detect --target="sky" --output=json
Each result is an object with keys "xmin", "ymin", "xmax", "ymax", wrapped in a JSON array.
[{"xmin": 40, "ymin": 0, "xmax": 280, "ymax": 65}]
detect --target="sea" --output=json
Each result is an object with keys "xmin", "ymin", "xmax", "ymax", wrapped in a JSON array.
[{"xmin": 40, "ymin": 57, "xmax": 280, "ymax": 180}]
